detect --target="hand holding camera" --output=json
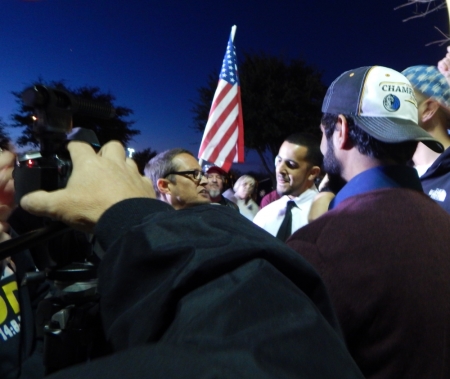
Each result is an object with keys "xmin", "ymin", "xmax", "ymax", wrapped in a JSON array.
[{"xmin": 21, "ymin": 140, "xmax": 155, "ymax": 233}]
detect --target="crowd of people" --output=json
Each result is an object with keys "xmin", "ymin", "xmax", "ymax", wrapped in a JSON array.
[{"xmin": 2, "ymin": 50, "xmax": 450, "ymax": 379}]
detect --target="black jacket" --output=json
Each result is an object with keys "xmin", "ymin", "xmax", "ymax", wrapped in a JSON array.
[{"xmin": 49, "ymin": 199, "xmax": 363, "ymax": 379}]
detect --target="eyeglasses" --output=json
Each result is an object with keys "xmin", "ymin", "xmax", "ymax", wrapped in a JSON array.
[{"xmin": 164, "ymin": 170, "xmax": 206, "ymax": 183}]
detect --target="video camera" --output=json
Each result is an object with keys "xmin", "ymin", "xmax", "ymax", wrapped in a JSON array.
[
  {"xmin": 1, "ymin": 85, "xmax": 116, "ymax": 374},
  {"xmin": 14, "ymin": 84, "xmax": 115, "ymax": 202}
]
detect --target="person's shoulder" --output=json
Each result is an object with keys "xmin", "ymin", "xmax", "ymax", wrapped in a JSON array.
[
  {"xmin": 253, "ymin": 197, "xmax": 286, "ymax": 225},
  {"xmin": 259, "ymin": 196, "xmax": 286, "ymax": 213},
  {"xmin": 296, "ymin": 187, "xmax": 319, "ymax": 203},
  {"xmin": 423, "ymin": 148, "xmax": 450, "ymax": 179},
  {"xmin": 222, "ymin": 188, "xmax": 235, "ymax": 202},
  {"xmin": 260, "ymin": 190, "xmax": 280, "ymax": 207},
  {"xmin": 222, "ymin": 196, "xmax": 239, "ymax": 210},
  {"xmin": 253, "ymin": 203, "xmax": 270, "ymax": 224}
]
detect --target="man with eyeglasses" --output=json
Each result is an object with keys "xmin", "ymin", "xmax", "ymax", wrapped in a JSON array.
[
  {"xmin": 203, "ymin": 164, "xmax": 239, "ymax": 211},
  {"xmin": 144, "ymin": 148, "xmax": 211, "ymax": 210}
]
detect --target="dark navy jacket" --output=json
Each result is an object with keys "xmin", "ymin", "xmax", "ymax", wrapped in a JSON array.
[{"xmin": 420, "ymin": 147, "xmax": 450, "ymax": 214}]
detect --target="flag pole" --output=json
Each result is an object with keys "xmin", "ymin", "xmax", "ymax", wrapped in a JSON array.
[
  {"xmin": 231, "ymin": 25, "xmax": 237, "ymax": 42},
  {"xmin": 447, "ymin": 1, "xmax": 450, "ymax": 34},
  {"xmin": 447, "ymin": 0, "xmax": 450, "ymax": 38}
]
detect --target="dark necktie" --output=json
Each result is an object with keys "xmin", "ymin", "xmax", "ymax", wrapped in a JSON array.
[{"xmin": 276, "ymin": 200, "xmax": 296, "ymax": 242}]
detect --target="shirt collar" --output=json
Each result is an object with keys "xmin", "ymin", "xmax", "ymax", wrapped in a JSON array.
[
  {"xmin": 329, "ymin": 165, "xmax": 423, "ymax": 210},
  {"xmin": 282, "ymin": 186, "xmax": 318, "ymax": 204}
]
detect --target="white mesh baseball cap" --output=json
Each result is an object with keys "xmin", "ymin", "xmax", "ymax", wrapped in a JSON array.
[{"xmin": 322, "ymin": 66, "xmax": 443, "ymax": 153}]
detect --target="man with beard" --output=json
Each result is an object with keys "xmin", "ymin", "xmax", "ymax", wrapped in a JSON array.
[
  {"xmin": 287, "ymin": 66, "xmax": 450, "ymax": 379},
  {"xmin": 204, "ymin": 165, "xmax": 239, "ymax": 211},
  {"xmin": 253, "ymin": 133, "xmax": 322, "ymax": 241}
]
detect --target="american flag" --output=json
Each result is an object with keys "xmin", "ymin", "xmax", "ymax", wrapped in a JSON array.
[{"xmin": 198, "ymin": 26, "xmax": 244, "ymax": 172}]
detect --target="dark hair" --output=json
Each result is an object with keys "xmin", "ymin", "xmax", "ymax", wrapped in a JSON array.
[
  {"xmin": 284, "ymin": 133, "xmax": 323, "ymax": 167},
  {"xmin": 320, "ymin": 113, "xmax": 417, "ymax": 165},
  {"xmin": 144, "ymin": 148, "xmax": 194, "ymax": 197}
]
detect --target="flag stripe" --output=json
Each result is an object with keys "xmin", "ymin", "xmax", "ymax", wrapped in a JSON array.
[
  {"xmin": 200, "ymin": 98, "xmax": 239, "ymax": 156},
  {"xmin": 199, "ymin": 82, "xmax": 236, "ymax": 155},
  {"xmin": 207, "ymin": 80, "xmax": 231, "ymax": 118},
  {"xmin": 209, "ymin": 127, "xmax": 238, "ymax": 170},
  {"xmin": 201, "ymin": 110, "xmax": 239, "ymax": 162},
  {"xmin": 218, "ymin": 128, "xmax": 239, "ymax": 164},
  {"xmin": 199, "ymin": 85, "xmax": 240, "ymax": 157},
  {"xmin": 200, "ymin": 83, "xmax": 237, "ymax": 148},
  {"xmin": 207, "ymin": 109, "xmax": 239, "ymax": 162}
]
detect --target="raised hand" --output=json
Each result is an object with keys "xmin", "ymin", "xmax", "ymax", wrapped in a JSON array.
[
  {"xmin": 20, "ymin": 141, "xmax": 155, "ymax": 233},
  {"xmin": 437, "ymin": 46, "xmax": 450, "ymax": 83}
]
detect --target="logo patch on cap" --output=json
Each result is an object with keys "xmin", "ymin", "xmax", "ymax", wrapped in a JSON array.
[
  {"xmin": 383, "ymin": 94, "xmax": 400, "ymax": 112},
  {"xmin": 321, "ymin": 66, "xmax": 443, "ymax": 153}
]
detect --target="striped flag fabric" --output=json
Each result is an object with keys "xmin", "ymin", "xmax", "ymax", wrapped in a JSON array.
[{"xmin": 198, "ymin": 26, "xmax": 244, "ymax": 172}]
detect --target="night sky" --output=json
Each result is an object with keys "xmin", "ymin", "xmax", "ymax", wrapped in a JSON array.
[{"xmin": 1, "ymin": 0, "xmax": 449, "ymax": 171}]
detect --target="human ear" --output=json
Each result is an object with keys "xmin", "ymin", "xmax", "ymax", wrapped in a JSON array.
[
  {"xmin": 420, "ymin": 99, "xmax": 439, "ymax": 123},
  {"xmin": 336, "ymin": 115, "xmax": 352, "ymax": 150},
  {"xmin": 308, "ymin": 166, "xmax": 321, "ymax": 181},
  {"xmin": 157, "ymin": 178, "xmax": 171, "ymax": 195}
]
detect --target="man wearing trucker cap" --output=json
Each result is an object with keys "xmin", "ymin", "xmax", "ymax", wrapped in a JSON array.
[{"xmin": 288, "ymin": 66, "xmax": 450, "ymax": 379}]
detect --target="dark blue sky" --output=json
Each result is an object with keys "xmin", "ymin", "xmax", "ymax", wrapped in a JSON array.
[{"xmin": 0, "ymin": 0, "xmax": 448, "ymax": 171}]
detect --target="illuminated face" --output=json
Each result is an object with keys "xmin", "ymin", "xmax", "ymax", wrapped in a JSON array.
[
  {"xmin": 206, "ymin": 171, "xmax": 224, "ymax": 199},
  {"xmin": 275, "ymin": 141, "xmax": 315, "ymax": 197},
  {"xmin": 167, "ymin": 154, "xmax": 211, "ymax": 209},
  {"xmin": 235, "ymin": 178, "xmax": 255, "ymax": 200}
]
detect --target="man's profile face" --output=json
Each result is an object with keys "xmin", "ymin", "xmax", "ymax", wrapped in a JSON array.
[
  {"xmin": 275, "ymin": 141, "xmax": 316, "ymax": 198},
  {"xmin": 168, "ymin": 153, "xmax": 211, "ymax": 209},
  {"xmin": 206, "ymin": 171, "xmax": 224, "ymax": 199},
  {"xmin": 320, "ymin": 124, "xmax": 343, "ymax": 178}
]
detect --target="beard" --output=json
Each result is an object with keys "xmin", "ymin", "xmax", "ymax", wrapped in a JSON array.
[
  {"xmin": 323, "ymin": 139, "xmax": 343, "ymax": 178},
  {"xmin": 208, "ymin": 188, "xmax": 221, "ymax": 198},
  {"xmin": 323, "ymin": 140, "xmax": 347, "ymax": 193}
]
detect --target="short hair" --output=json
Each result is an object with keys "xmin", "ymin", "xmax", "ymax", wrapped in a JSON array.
[
  {"xmin": 233, "ymin": 175, "xmax": 257, "ymax": 193},
  {"xmin": 284, "ymin": 133, "xmax": 323, "ymax": 168},
  {"xmin": 144, "ymin": 148, "xmax": 194, "ymax": 197},
  {"xmin": 321, "ymin": 113, "xmax": 417, "ymax": 165}
]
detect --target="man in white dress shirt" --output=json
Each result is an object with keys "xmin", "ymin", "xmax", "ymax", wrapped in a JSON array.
[{"xmin": 253, "ymin": 133, "xmax": 322, "ymax": 240}]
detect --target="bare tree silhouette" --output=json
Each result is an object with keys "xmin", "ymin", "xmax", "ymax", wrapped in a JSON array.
[
  {"xmin": 395, "ymin": 0, "xmax": 450, "ymax": 45},
  {"xmin": 395, "ymin": 1, "xmax": 447, "ymax": 22}
]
